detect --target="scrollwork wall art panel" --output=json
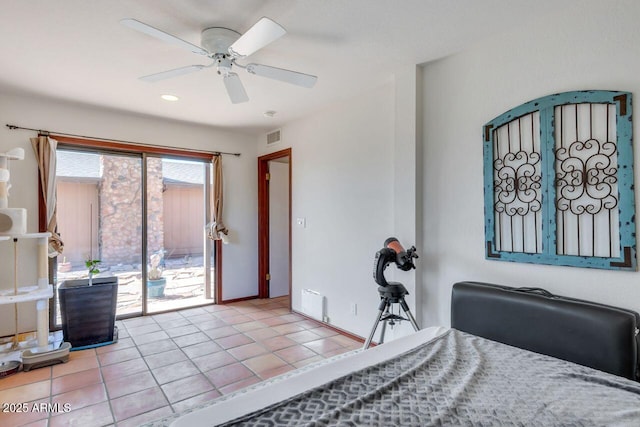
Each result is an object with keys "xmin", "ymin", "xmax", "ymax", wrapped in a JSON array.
[
  {"xmin": 492, "ymin": 111, "xmax": 542, "ymax": 254},
  {"xmin": 483, "ymin": 91, "xmax": 636, "ymax": 270},
  {"xmin": 555, "ymin": 103, "xmax": 619, "ymax": 258}
]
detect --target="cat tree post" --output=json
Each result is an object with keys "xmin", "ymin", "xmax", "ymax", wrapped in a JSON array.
[
  {"xmin": 36, "ymin": 234, "xmax": 49, "ymax": 348},
  {"xmin": 0, "ymin": 157, "xmax": 8, "ymax": 209}
]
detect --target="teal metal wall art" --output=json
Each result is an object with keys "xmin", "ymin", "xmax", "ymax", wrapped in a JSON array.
[{"xmin": 483, "ymin": 90, "xmax": 636, "ymax": 270}]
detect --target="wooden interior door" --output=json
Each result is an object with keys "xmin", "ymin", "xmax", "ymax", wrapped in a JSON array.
[{"xmin": 257, "ymin": 148, "xmax": 292, "ymax": 304}]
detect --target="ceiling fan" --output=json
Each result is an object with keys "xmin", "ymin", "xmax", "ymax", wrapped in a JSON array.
[{"xmin": 121, "ymin": 17, "xmax": 318, "ymax": 104}]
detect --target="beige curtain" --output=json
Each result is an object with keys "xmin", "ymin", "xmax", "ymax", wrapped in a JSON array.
[
  {"xmin": 206, "ymin": 154, "xmax": 229, "ymax": 242},
  {"xmin": 31, "ymin": 135, "xmax": 64, "ymax": 256}
]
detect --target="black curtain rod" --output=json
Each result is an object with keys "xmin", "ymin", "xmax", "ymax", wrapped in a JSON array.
[{"xmin": 5, "ymin": 124, "xmax": 241, "ymax": 157}]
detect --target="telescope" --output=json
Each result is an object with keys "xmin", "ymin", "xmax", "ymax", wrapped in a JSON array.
[
  {"xmin": 373, "ymin": 237, "xmax": 418, "ymax": 287},
  {"xmin": 364, "ymin": 237, "xmax": 420, "ymax": 349}
]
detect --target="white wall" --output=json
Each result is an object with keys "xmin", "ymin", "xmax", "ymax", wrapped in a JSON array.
[
  {"xmin": 0, "ymin": 91, "xmax": 257, "ymax": 335},
  {"xmin": 421, "ymin": 2, "xmax": 640, "ymax": 327},
  {"xmin": 258, "ymin": 82, "xmax": 397, "ymax": 337},
  {"xmin": 386, "ymin": 65, "xmax": 423, "ymax": 341}
]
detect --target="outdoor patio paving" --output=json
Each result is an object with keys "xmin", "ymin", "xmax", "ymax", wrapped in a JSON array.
[{"xmin": 56, "ymin": 257, "xmax": 214, "ymax": 319}]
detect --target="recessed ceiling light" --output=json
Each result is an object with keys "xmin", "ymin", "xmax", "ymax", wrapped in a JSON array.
[
  {"xmin": 263, "ymin": 110, "xmax": 277, "ymax": 118},
  {"xmin": 161, "ymin": 94, "xmax": 179, "ymax": 102}
]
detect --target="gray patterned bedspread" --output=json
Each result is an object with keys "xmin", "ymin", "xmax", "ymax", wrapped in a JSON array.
[{"xmin": 221, "ymin": 329, "xmax": 640, "ymax": 426}]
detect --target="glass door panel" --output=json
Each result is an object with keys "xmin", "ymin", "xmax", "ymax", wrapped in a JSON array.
[
  {"xmin": 145, "ymin": 157, "xmax": 214, "ymax": 313},
  {"xmin": 54, "ymin": 150, "xmax": 143, "ymax": 325}
]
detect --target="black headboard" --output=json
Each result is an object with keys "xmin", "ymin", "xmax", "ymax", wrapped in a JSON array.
[{"xmin": 451, "ymin": 281, "xmax": 640, "ymax": 381}]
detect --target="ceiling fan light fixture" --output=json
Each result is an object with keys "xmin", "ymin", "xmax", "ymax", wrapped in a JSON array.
[{"xmin": 161, "ymin": 94, "xmax": 179, "ymax": 102}]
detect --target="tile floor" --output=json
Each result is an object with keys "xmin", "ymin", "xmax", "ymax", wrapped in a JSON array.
[{"xmin": 0, "ymin": 297, "xmax": 362, "ymax": 426}]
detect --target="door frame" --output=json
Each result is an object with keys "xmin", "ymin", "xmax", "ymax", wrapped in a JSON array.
[{"xmin": 257, "ymin": 148, "xmax": 292, "ymax": 302}]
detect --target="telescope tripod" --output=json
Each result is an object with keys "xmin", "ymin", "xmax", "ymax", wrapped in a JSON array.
[{"xmin": 363, "ymin": 282, "xmax": 419, "ymax": 349}]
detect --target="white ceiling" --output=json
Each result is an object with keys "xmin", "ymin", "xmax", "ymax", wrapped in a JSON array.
[{"xmin": 0, "ymin": 0, "xmax": 578, "ymax": 134}]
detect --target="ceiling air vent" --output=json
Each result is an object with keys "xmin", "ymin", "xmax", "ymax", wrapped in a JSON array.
[{"xmin": 266, "ymin": 129, "xmax": 281, "ymax": 145}]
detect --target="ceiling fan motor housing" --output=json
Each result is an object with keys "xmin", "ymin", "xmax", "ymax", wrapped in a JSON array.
[
  {"xmin": 201, "ymin": 27, "xmax": 241, "ymax": 55},
  {"xmin": 216, "ymin": 56, "xmax": 234, "ymax": 75}
]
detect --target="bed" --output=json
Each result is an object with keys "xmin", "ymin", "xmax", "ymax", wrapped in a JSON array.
[{"xmin": 148, "ymin": 281, "xmax": 640, "ymax": 426}]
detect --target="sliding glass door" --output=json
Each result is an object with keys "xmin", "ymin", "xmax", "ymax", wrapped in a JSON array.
[
  {"xmin": 53, "ymin": 147, "xmax": 215, "ymax": 326},
  {"xmin": 145, "ymin": 157, "xmax": 214, "ymax": 313}
]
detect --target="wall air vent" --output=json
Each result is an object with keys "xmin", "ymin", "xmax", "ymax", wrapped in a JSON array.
[{"xmin": 266, "ymin": 129, "xmax": 281, "ymax": 145}]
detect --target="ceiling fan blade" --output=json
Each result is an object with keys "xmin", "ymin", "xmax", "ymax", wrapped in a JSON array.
[
  {"xmin": 140, "ymin": 65, "xmax": 206, "ymax": 82},
  {"xmin": 223, "ymin": 73, "xmax": 249, "ymax": 104},
  {"xmin": 245, "ymin": 63, "xmax": 317, "ymax": 88},
  {"xmin": 121, "ymin": 18, "xmax": 209, "ymax": 56},
  {"xmin": 228, "ymin": 17, "xmax": 286, "ymax": 57}
]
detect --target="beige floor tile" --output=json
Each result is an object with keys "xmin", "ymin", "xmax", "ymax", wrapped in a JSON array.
[
  {"xmin": 126, "ymin": 323, "xmax": 162, "ymax": 337},
  {"xmin": 0, "ymin": 367, "xmax": 51, "ymax": 391},
  {"xmin": 259, "ymin": 364, "xmax": 296, "ymax": 380},
  {"xmin": 51, "ymin": 382, "xmax": 108, "ymax": 412},
  {"xmin": 161, "ymin": 373, "xmax": 214, "ymax": 403},
  {"xmin": 137, "ymin": 339, "xmax": 178, "ymax": 356},
  {"xmin": 0, "ymin": 397, "xmax": 50, "ymax": 426},
  {"xmin": 51, "ymin": 367, "xmax": 102, "ymax": 395},
  {"xmin": 68, "ymin": 348, "xmax": 97, "ymax": 360},
  {"xmin": 303, "ymin": 338, "xmax": 344, "ymax": 355},
  {"xmin": 205, "ymin": 362, "xmax": 255, "ymax": 388},
  {"xmin": 191, "ymin": 351, "xmax": 236, "ymax": 372},
  {"xmin": 116, "ymin": 405, "xmax": 174, "ymax": 427},
  {"xmin": 243, "ymin": 353, "xmax": 288, "ymax": 375},
  {"xmin": 105, "ymin": 370, "xmax": 157, "ymax": 398},
  {"xmin": 181, "ymin": 340, "xmax": 222, "ymax": 359},
  {"xmin": 95, "ymin": 337, "xmax": 135, "ymax": 354},
  {"xmin": 275, "ymin": 345, "xmax": 317, "ymax": 363},
  {"xmin": 228, "ymin": 342, "xmax": 268, "ymax": 361},
  {"xmin": 0, "ymin": 380, "xmax": 51, "ymax": 404},
  {"xmin": 286, "ymin": 330, "xmax": 322, "ymax": 344},
  {"xmin": 152, "ymin": 360, "xmax": 199, "ymax": 384},
  {"xmin": 219, "ymin": 376, "xmax": 262, "ymax": 395},
  {"xmin": 130, "ymin": 330, "xmax": 170, "ymax": 346},
  {"xmin": 144, "ymin": 348, "xmax": 187, "ymax": 369},
  {"xmin": 100, "ymin": 357, "xmax": 149, "ymax": 382},
  {"xmin": 110, "ymin": 386, "xmax": 168, "ymax": 422},
  {"xmin": 0, "ymin": 297, "xmax": 364, "ymax": 426},
  {"xmin": 49, "ymin": 401, "xmax": 114, "ymax": 427},
  {"xmin": 52, "ymin": 355, "xmax": 99, "ymax": 378},
  {"xmin": 216, "ymin": 333, "xmax": 254, "ymax": 349},
  {"xmin": 170, "ymin": 389, "xmax": 221, "ymax": 412},
  {"xmin": 261, "ymin": 335, "xmax": 297, "ymax": 351},
  {"xmin": 97, "ymin": 346, "xmax": 141, "ymax": 366},
  {"xmin": 165, "ymin": 324, "xmax": 200, "ymax": 338},
  {"xmin": 172, "ymin": 332, "xmax": 209, "ymax": 348}
]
